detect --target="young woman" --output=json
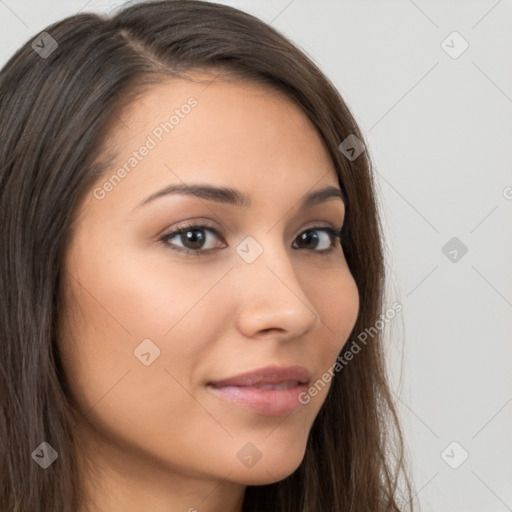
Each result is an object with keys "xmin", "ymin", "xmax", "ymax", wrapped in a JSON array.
[{"xmin": 0, "ymin": 1, "xmax": 414, "ymax": 510}]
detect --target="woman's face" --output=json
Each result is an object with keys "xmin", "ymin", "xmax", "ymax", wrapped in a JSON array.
[{"xmin": 59, "ymin": 75, "xmax": 359, "ymax": 503}]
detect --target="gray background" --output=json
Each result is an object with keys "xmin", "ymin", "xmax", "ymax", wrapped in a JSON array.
[{"xmin": 1, "ymin": 0, "xmax": 511, "ymax": 510}]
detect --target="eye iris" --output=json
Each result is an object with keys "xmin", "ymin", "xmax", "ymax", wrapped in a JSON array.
[
  {"xmin": 182, "ymin": 228, "xmax": 205, "ymax": 250},
  {"xmin": 298, "ymin": 230, "xmax": 319, "ymax": 249}
]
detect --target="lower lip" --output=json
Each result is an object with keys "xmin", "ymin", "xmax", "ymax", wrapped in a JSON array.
[{"xmin": 207, "ymin": 384, "xmax": 308, "ymax": 416}]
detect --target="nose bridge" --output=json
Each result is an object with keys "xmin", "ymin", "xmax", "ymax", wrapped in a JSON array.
[{"xmin": 232, "ymin": 231, "xmax": 318, "ymax": 336}]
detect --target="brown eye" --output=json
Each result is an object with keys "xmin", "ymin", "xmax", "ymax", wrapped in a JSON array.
[
  {"xmin": 160, "ymin": 223, "xmax": 225, "ymax": 254},
  {"xmin": 159, "ymin": 224, "xmax": 341, "ymax": 256},
  {"xmin": 292, "ymin": 227, "xmax": 341, "ymax": 252}
]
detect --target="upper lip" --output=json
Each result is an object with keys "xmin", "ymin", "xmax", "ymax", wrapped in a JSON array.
[{"xmin": 208, "ymin": 365, "xmax": 311, "ymax": 387}]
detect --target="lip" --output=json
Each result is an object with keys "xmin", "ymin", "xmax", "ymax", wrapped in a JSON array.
[{"xmin": 206, "ymin": 365, "xmax": 311, "ymax": 416}]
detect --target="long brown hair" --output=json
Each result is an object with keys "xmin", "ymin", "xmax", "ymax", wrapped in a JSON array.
[{"xmin": 0, "ymin": 1, "xmax": 414, "ymax": 510}]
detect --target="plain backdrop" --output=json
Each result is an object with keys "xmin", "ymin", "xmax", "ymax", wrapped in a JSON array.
[{"xmin": 1, "ymin": 1, "xmax": 511, "ymax": 510}]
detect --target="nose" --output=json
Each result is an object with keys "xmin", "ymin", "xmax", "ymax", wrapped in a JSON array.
[{"xmin": 231, "ymin": 239, "xmax": 319, "ymax": 342}]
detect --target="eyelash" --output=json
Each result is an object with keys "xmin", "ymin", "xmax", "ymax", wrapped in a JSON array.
[{"xmin": 159, "ymin": 222, "xmax": 343, "ymax": 256}]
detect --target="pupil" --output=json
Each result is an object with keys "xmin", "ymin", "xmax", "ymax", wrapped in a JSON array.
[
  {"xmin": 299, "ymin": 230, "xmax": 318, "ymax": 248},
  {"xmin": 184, "ymin": 229, "xmax": 205, "ymax": 249}
]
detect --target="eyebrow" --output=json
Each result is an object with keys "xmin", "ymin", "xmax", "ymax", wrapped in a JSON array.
[{"xmin": 134, "ymin": 183, "xmax": 345, "ymax": 211}]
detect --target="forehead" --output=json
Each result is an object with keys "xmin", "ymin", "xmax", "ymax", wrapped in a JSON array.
[
  {"xmin": 80, "ymin": 75, "xmax": 340, "ymax": 222},
  {"xmin": 109, "ymin": 73, "xmax": 333, "ymax": 165}
]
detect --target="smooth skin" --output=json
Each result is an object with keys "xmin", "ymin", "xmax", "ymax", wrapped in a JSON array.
[{"xmin": 58, "ymin": 73, "xmax": 360, "ymax": 512}]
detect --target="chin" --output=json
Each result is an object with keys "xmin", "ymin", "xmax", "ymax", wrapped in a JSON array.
[{"xmin": 230, "ymin": 451, "xmax": 305, "ymax": 486}]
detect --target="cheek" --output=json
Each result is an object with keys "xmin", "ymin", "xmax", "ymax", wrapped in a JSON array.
[
  {"xmin": 300, "ymin": 267, "xmax": 359, "ymax": 406},
  {"xmin": 312, "ymin": 265, "xmax": 360, "ymax": 353},
  {"xmin": 57, "ymin": 245, "xmax": 213, "ymax": 423},
  {"xmin": 57, "ymin": 259, "xmax": 224, "ymax": 469}
]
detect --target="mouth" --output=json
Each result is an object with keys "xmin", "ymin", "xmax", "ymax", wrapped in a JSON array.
[{"xmin": 206, "ymin": 365, "xmax": 311, "ymax": 416}]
